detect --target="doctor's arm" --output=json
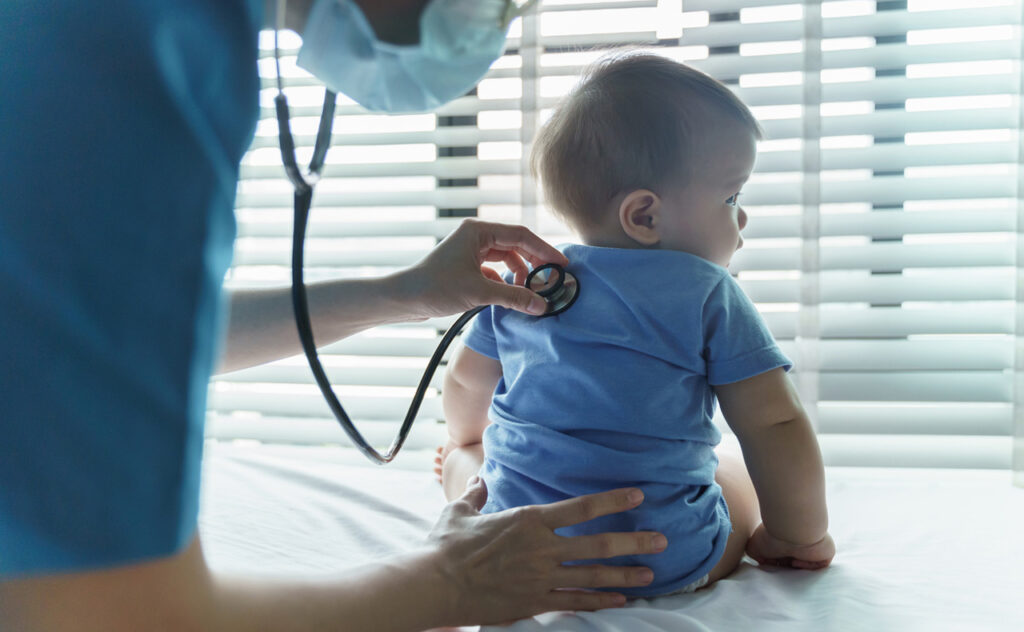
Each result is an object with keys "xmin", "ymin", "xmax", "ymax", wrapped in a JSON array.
[
  {"xmin": 1, "ymin": 492, "xmax": 663, "ymax": 632},
  {"xmin": 217, "ymin": 219, "xmax": 563, "ymax": 373}
]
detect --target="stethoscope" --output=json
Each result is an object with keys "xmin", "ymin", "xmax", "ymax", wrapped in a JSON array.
[{"xmin": 271, "ymin": 24, "xmax": 580, "ymax": 465}]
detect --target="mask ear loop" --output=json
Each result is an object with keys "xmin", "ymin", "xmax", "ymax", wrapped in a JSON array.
[{"xmin": 501, "ymin": 0, "xmax": 541, "ymax": 29}]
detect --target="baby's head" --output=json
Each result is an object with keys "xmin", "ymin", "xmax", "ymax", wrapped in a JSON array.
[{"xmin": 531, "ymin": 53, "xmax": 762, "ymax": 267}]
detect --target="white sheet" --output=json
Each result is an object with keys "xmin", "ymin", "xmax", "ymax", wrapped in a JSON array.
[{"xmin": 199, "ymin": 443, "xmax": 1024, "ymax": 632}]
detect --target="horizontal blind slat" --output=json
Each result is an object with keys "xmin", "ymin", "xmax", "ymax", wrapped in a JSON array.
[
  {"xmin": 205, "ymin": 414, "xmax": 448, "ymax": 450},
  {"xmin": 678, "ymin": 7, "xmax": 1014, "ymax": 48},
  {"xmin": 742, "ymin": 210, "xmax": 1016, "ymax": 240},
  {"xmin": 689, "ymin": 41, "xmax": 1019, "ymax": 78},
  {"xmin": 820, "ymin": 372, "xmax": 1012, "ymax": 402},
  {"xmin": 742, "ymin": 272, "xmax": 1016, "ymax": 304},
  {"xmin": 736, "ymin": 74, "xmax": 1017, "ymax": 107},
  {"xmin": 741, "ymin": 176, "xmax": 1015, "ymax": 206},
  {"xmin": 235, "ymin": 189, "xmax": 522, "ymax": 208},
  {"xmin": 684, "ymin": 0, "xmax": 805, "ymax": 11},
  {"xmin": 540, "ymin": 1, "xmax": 659, "ymax": 12},
  {"xmin": 241, "ymin": 157, "xmax": 522, "ymax": 180},
  {"xmin": 231, "ymin": 245, "xmax": 424, "ymax": 267},
  {"xmin": 762, "ymin": 305, "xmax": 1015, "ymax": 339},
  {"xmin": 753, "ymin": 143, "xmax": 1017, "ymax": 175},
  {"xmin": 732, "ymin": 242, "xmax": 1016, "ymax": 272},
  {"xmin": 235, "ymin": 217, "xmax": 459, "ymax": 239},
  {"xmin": 208, "ymin": 389, "xmax": 444, "ymax": 420},
  {"xmin": 507, "ymin": 30, "xmax": 658, "ymax": 49},
  {"xmin": 764, "ymin": 108, "xmax": 1018, "ymax": 140},
  {"xmin": 817, "ymin": 402, "xmax": 1011, "ymax": 436},
  {"xmin": 214, "ymin": 363, "xmax": 445, "ymax": 389},
  {"xmin": 818, "ymin": 434, "xmax": 1010, "ymax": 469},
  {"xmin": 774, "ymin": 339, "xmax": 1014, "ymax": 372},
  {"xmin": 246, "ymin": 127, "xmax": 520, "ymax": 150}
]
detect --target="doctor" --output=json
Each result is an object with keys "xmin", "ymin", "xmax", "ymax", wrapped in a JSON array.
[{"xmin": 0, "ymin": 0, "xmax": 666, "ymax": 630}]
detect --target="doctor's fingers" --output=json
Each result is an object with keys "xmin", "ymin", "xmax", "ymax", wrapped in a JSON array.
[
  {"xmin": 554, "ymin": 531, "xmax": 668, "ymax": 564},
  {"xmin": 538, "ymin": 588, "xmax": 629, "ymax": 614},
  {"xmin": 539, "ymin": 487, "xmax": 648, "ymax": 530},
  {"xmin": 474, "ymin": 277, "xmax": 548, "ymax": 316},
  {"xmin": 465, "ymin": 219, "xmax": 568, "ymax": 269},
  {"xmin": 481, "ymin": 248, "xmax": 530, "ymax": 286},
  {"xmin": 552, "ymin": 563, "xmax": 656, "ymax": 591}
]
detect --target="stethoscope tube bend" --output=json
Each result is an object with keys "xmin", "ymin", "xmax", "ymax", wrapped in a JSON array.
[
  {"xmin": 293, "ymin": 196, "xmax": 484, "ymax": 463},
  {"xmin": 275, "ymin": 28, "xmax": 579, "ymax": 464}
]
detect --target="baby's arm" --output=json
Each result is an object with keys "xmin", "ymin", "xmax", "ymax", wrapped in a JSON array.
[
  {"xmin": 714, "ymin": 368, "xmax": 833, "ymax": 567},
  {"xmin": 443, "ymin": 343, "xmax": 502, "ymax": 446},
  {"xmin": 438, "ymin": 344, "xmax": 502, "ymax": 499}
]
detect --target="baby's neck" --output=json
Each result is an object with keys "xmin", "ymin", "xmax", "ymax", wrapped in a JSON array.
[{"xmin": 579, "ymin": 229, "xmax": 652, "ymax": 250}]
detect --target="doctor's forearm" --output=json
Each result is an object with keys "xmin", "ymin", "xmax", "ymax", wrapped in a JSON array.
[
  {"xmin": 0, "ymin": 535, "xmax": 456, "ymax": 632},
  {"xmin": 217, "ymin": 274, "xmax": 420, "ymax": 374},
  {"xmin": 213, "ymin": 551, "xmax": 457, "ymax": 632}
]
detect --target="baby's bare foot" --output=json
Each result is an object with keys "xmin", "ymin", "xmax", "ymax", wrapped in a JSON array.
[{"xmin": 433, "ymin": 445, "xmax": 444, "ymax": 485}]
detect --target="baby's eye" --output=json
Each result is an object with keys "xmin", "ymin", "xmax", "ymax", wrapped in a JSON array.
[{"xmin": 726, "ymin": 192, "xmax": 741, "ymax": 207}]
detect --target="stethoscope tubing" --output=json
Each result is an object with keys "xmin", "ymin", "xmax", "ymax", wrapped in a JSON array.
[
  {"xmin": 290, "ymin": 178, "xmax": 484, "ymax": 464},
  {"xmin": 275, "ymin": 22, "xmax": 474, "ymax": 464},
  {"xmin": 276, "ymin": 67, "xmax": 491, "ymax": 463},
  {"xmin": 274, "ymin": 25, "xmax": 577, "ymax": 464}
]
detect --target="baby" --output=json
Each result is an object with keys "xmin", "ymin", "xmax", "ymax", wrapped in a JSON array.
[{"xmin": 436, "ymin": 53, "xmax": 834, "ymax": 597}]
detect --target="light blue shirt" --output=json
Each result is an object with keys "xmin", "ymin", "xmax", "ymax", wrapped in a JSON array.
[
  {"xmin": 463, "ymin": 244, "xmax": 791, "ymax": 597},
  {"xmin": 0, "ymin": 0, "xmax": 261, "ymax": 576}
]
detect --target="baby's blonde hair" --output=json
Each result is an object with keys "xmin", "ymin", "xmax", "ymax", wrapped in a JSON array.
[{"xmin": 530, "ymin": 52, "xmax": 763, "ymax": 231}]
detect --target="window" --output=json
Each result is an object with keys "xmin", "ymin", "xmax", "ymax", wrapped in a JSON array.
[{"xmin": 208, "ymin": 0, "xmax": 1024, "ymax": 471}]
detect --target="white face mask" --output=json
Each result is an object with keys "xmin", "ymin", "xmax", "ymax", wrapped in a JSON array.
[{"xmin": 296, "ymin": 0, "xmax": 538, "ymax": 113}]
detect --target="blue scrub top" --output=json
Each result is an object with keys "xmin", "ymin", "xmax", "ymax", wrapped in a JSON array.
[{"xmin": 0, "ymin": 0, "xmax": 262, "ymax": 576}]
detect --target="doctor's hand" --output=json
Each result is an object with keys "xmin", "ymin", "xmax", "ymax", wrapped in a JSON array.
[
  {"xmin": 423, "ymin": 478, "xmax": 664, "ymax": 628},
  {"xmin": 399, "ymin": 218, "xmax": 569, "ymax": 320}
]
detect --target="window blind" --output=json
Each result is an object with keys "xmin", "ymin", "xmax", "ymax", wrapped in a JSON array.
[{"xmin": 208, "ymin": 0, "xmax": 1024, "ymax": 471}]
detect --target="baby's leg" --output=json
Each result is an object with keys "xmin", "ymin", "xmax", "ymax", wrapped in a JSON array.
[
  {"xmin": 704, "ymin": 448, "xmax": 761, "ymax": 585},
  {"xmin": 440, "ymin": 442, "xmax": 485, "ymax": 501}
]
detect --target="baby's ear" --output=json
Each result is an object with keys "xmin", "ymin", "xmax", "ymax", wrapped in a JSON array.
[{"xmin": 618, "ymin": 189, "xmax": 661, "ymax": 246}]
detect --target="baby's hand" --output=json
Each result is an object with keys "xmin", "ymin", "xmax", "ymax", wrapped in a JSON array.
[{"xmin": 745, "ymin": 523, "xmax": 835, "ymax": 570}]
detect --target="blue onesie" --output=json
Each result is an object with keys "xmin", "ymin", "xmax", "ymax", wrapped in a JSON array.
[
  {"xmin": 462, "ymin": 244, "xmax": 791, "ymax": 597},
  {"xmin": 0, "ymin": 0, "xmax": 261, "ymax": 576}
]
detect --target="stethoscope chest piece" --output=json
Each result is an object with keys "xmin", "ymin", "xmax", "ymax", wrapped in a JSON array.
[{"xmin": 526, "ymin": 263, "xmax": 580, "ymax": 317}]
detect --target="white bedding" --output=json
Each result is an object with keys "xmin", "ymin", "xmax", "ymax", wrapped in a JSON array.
[{"xmin": 199, "ymin": 443, "xmax": 1024, "ymax": 632}]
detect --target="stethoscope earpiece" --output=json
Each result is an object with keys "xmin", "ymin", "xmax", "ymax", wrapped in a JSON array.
[{"xmin": 526, "ymin": 263, "xmax": 580, "ymax": 317}]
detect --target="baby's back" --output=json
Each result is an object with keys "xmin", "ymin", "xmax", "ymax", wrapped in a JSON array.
[{"xmin": 466, "ymin": 245, "xmax": 737, "ymax": 596}]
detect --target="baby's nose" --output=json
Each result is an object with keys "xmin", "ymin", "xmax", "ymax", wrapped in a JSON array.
[{"xmin": 738, "ymin": 206, "xmax": 748, "ymax": 230}]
